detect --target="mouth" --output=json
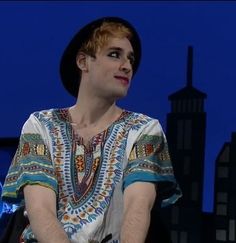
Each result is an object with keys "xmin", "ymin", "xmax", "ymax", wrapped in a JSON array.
[{"xmin": 114, "ymin": 76, "xmax": 129, "ymax": 86}]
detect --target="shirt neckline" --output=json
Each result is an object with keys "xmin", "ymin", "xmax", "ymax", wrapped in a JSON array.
[{"xmin": 58, "ymin": 107, "xmax": 130, "ymax": 150}]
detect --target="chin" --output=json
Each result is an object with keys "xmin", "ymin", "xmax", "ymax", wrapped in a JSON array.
[
  {"xmin": 114, "ymin": 91, "xmax": 128, "ymax": 99},
  {"xmin": 107, "ymin": 87, "xmax": 129, "ymax": 100}
]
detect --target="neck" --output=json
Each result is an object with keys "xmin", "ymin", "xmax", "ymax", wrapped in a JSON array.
[
  {"xmin": 70, "ymin": 91, "xmax": 121, "ymax": 128},
  {"xmin": 69, "ymin": 75, "xmax": 124, "ymax": 127}
]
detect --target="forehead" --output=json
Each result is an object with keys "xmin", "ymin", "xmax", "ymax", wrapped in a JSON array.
[{"xmin": 99, "ymin": 37, "xmax": 134, "ymax": 53}]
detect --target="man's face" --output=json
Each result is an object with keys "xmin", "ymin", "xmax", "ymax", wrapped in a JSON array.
[{"xmin": 86, "ymin": 37, "xmax": 134, "ymax": 100}]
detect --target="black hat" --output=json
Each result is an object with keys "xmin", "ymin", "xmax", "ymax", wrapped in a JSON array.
[{"xmin": 59, "ymin": 16, "xmax": 142, "ymax": 97}]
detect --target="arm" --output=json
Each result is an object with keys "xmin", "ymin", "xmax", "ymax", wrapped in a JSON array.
[
  {"xmin": 120, "ymin": 181, "xmax": 156, "ymax": 243},
  {"xmin": 24, "ymin": 185, "xmax": 70, "ymax": 243}
]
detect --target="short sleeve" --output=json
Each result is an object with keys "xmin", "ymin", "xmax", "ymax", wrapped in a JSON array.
[
  {"xmin": 1, "ymin": 114, "xmax": 58, "ymax": 204},
  {"xmin": 123, "ymin": 119, "xmax": 182, "ymax": 207}
]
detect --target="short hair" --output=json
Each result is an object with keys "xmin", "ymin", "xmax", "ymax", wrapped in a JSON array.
[
  {"xmin": 78, "ymin": 21, "xmax": 133, "ymax": 57},
  {"xmin": 60, "ymin": 16, "xmax": 141, "ymax": 97}
]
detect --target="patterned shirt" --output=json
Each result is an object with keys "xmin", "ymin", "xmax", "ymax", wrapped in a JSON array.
[{"xmin": 2, "ymin": 108, "xmax": 181, "ymax": 243}]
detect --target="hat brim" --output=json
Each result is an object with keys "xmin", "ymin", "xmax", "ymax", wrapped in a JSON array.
[{"xmin": 59, "ymin": 16, "xmax": 142, "ymax": 97}]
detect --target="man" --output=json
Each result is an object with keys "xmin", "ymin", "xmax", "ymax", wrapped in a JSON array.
[{"xmin": 2, "ymin": 16, "xmax": 181, "ymax": 243}]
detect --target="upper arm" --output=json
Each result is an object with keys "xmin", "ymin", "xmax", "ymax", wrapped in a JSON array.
[
  {"xmin": 123, "ymin": 118, "xmax": 181, "ymax": 208},
  {"xmin": 123, "ymin": 182, "xmax": 156, "ymax": 212},
  {"xmin": 24, "ymin": 185, "xmax": 57, "ymax": 217}
]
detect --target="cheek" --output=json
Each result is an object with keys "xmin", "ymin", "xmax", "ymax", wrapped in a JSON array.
[
  {"xmin": 98, "ymin": 66, "xmax": 113, "ymax": 78},
  {"xmin": 90, "ymin": 61, "xmax": 115, "ymax": 81},
  {"xmin": 90, "ymin": 67, "xmax": 109, "ymax": 84}
]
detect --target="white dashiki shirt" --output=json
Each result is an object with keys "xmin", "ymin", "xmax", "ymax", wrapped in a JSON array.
[{"xmin": 2, "ymin": 108, "xmax": 181, "ymax": 243}]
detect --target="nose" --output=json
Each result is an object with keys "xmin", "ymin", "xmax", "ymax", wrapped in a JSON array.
[{"xmin": 119, "ymin": 58, "xmax": 132, "ymax": 74}]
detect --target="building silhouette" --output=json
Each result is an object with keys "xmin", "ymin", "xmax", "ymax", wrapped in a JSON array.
[
  {"xmin": 0, "ymin": 137, "xmax": 19, "ymax": 235},
  {"xmin": 0, "ymin": 138, "xmax": 18, "ymax": 185},
  {"xmin": 163, "ymin": 46, "xmax": 207, "ymax": 243},
  {"xmin": 213, "ymin": 132, "xmax": 236, "ymax": 242},
  {"xmin": 202, "ymin": 212, "xmax": 215, "ymax": 243}
]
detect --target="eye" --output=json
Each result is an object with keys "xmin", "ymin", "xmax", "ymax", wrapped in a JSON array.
[
  {"xmin": 128, "ymin": 55, "xmax": 135, "ymax": 66},
  {"xmin": 108, "ymin": 51, "xmax": 120, "ymax": 59}
]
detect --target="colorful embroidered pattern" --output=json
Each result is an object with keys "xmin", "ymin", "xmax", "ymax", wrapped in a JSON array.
[
  {"xmin": 1, "ymin": 108, "xmax": 181, "ymax": 242},
  {"xmin": 123, "ymin": 133, "xmax": 177, "ymax": 202},
  {"xmin": 31, "ymin": 109, "xmax": 140, "ymax": 238},
  {"xmin": 2, "ymin": 133, "xmax": 57, "ymax": 202}
]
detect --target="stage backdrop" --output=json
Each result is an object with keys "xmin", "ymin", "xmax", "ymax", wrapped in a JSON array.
[{"xmin": 0, "ymin": 2, "xmax": 236, "ymax": 213}]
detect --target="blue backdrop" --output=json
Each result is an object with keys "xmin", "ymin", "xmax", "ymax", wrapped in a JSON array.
[{"xmin": 0, "ymin": 1, "xmax": 236, "ymax": 213}]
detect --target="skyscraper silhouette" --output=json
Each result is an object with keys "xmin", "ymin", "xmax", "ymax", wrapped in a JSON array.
[
  {"xmin": 165, "ymin": 46, "xmax": 207, "ymax": 243},
  {"xmin": 213, "ymin": 132, "xmax": 236, "ymax": 242}
]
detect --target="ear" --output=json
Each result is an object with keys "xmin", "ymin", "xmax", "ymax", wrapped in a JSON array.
[{"xmin": 76, "ymin": 52, "xmax": 88, "ymax": 72}]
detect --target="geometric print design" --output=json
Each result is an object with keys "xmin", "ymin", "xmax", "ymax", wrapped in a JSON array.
[
  {"xmin": 1, "ymin": 108, "xmax": 181, "ymax": 242},
  {"xmin": 2, "ymin": 133, "xmax": 56, "ymax": 201},
  {"xmin": 32, "ymin": 109, "xmax": 149, "ymax": 238},
  {"xmin": 124, "ymin": 133, "xmax": 175, "ymax": 195},
  {"xmin": 128, "ymin": 134, "xmax": 171, "ymax": 162}
]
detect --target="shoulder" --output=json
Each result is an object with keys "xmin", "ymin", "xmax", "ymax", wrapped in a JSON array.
[
  {"xmin": 22, "ymin": 107, "xmax": 68, "ymax": 131},
  {"xmin": 31, "ymin": 107, "xmax": 64, "ymax": 119},
  {"xmin": 26, "ymin": 107, "xmax": 68, "ymax": 123},
  {"xmin": 126, "ymin": 110, "xmax": 162, "ymax": 133}
]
